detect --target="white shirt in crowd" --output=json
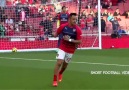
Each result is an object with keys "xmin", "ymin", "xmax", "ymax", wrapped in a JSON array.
[
  {"xmin": 21, "ymin": 11, "xmax": 26, "ymax": 21},
  {"xmin": 5, "ymin": 19, "xmax": 14, "ymax": 24}
]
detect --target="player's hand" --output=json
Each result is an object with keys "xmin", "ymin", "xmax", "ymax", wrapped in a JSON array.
[
  {"xmin": 63, "ymin": 35, "xmax": 70, "ymax": 41},
  {"xmin": 52, "ymin": 32, "xmax": 55, "ymax": 37},
  {"xmin": 52, "ymin": 32, "xmax": 58, "ymax": 37}
]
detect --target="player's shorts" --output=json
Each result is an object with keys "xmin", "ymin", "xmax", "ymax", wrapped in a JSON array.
[{"xmin": 56, "ymin": 49, "xmax": 73, "ymax": 63}]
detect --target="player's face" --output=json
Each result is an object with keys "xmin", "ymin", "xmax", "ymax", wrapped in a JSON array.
[
  {"xmin": 62, "ymin": 8, "xmax": 66, "ymax": 12},
  {"xmin": 70, "ymin": 16, "xmax": 77, "ymax": 26}
]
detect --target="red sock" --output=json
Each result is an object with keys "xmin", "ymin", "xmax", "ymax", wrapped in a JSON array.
[{"xmin": 53, "ymin": 75, "xmax": 57, "ymax": 81}]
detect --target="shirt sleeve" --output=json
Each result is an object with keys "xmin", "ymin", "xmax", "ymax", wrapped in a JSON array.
[
  {"xmin": 76, "ymin": 26, "xmax": 82, "ymax": 40},
  {"xmin": 56, "ymin": 24, "xmax": 66, "ymax": 35}
]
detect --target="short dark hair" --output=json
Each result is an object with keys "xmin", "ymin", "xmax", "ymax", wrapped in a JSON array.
[
  {"xmin": 62, "ymin": 6, "xmax": 66, "ymax": 10},
  {"xmin": 69, "ymin": 13, "xmax": 77, "ymax": 18}
]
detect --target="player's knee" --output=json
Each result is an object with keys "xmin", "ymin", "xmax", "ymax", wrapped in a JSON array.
[
  {"xmin": 57, "ymin": 60, "xmax": 63, "ymax": 67},
  {"xmin": 57, "ymin": 63, "xmax": 62, "ymax": 67}
]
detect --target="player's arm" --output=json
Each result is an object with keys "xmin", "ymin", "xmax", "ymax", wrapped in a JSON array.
[
  {"xmin": 52, "ymin": 24, "xmax": 64, "ymax": 37},
  {"xmin": 63, "ymin": 35, "xmax": 82, "ymax": 44}
]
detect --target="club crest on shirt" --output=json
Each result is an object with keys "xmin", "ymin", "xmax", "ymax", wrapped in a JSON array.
[
  {"xmin": 65, "ymin": 27, "xmax": 67, "ymax": 30},
  {"xmin": 73, "ymin": 29, "xmax": 76, "ymax": 32}
]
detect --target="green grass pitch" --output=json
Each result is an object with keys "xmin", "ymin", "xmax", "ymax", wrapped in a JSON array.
[{"xmin": 0, "ymin": 49, "xmax": 129, "ymax": 90}]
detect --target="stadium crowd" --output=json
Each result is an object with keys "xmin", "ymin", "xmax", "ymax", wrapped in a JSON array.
[{"xmin": 0, "ymin": 0, "xmax": 129, "ymax": 38}]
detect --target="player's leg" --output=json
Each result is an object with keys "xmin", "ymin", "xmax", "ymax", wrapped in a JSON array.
[
  {"xmin": 58, "ymin": 61, "xmax": 68, "ymax": 82},
  {"xmin": 53, "ymin": 59, "xmax": 64, "ymax": 86},
  {"xmin": 53, "ymin": 49, "xmax": 65, "ymax": 86},
  {"xmin": 58, "ymin": 53, "xmax": 73, "ymax": 82}
]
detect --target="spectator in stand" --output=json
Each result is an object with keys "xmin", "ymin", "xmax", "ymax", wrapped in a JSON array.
[
  {"xmin": 6, "ymin": 25, "xmax": 14, "ymax": 36},
  {"xmin": 44, "ymin": 5, "xmax": 49, "ymax": 12},
  {"xmin": 54, "ymin": 2, "xmax": 62, "ymax": 13},
  {"xmin": 86, "ymin": 14, "xmax": 94, "ymax": 30},
  {"xmin": 37, "ymin": 5, "xmax": 45, "ymax": 17},
  {"xmin": 117, "ymin": 26, "xmax": 127, "ymax": 36},
  {"xmin": 105, "ymin": 0, "xmax": 112, "ymax": 6},
  {"xmin": 0, "ymin": 21, "xmax": 6, "ymax": 37},
  {"xmin": 53, "ymin": 13, "xmax": 59, "ymax": 22},
  {"xmin": 114, "ymin": 8, "xmax": 121, "ymax": 16},
  {"xmin": 24, "ymin": 3, "xmax": 30, "ymax": 18},
  {"xmin": 102, "ymin": 2, "xmax": 109, "ymax": 9},
  {"xmin": 14, "ymin": 23, "xmax": 20, "ymax": 32},
  {"xmin": 93, "ymin": 13, "xmax": 98, "ymax": 27},
  {"xmin": 0, "ymin": 9, "xmax": 6, "ymax": 22},
  {"xmin": 38, "ymin": 27, "xmax": 45, "ymax": 40},
  {"xmin": 80, "ymin": 15, "xmax": 86, "ymax": 30},
  {"xmin": 5, "ymin": 16, "xmax": 14, "ymax": 26},
  {"xmin": 108, "ymin": 2, "xmax": 112, "ymax": 9},
  {"xmin": 102, "ymin": 9, "xmax": 108, "ymax": 16},
  {"xmin": 38, "ymin": 10, "xmax": 45, "ymax": 17},
  {"xmin": 122, "ymin": 10, "xmax": 129, "ymax": 18},
  {"xmin": 39, "ymin": 16, "xmax": 53, "ymax": 37},
  {"xmin": 101, "ymin": 16, "xmax": 106, "ymax": 32},
  {"xmin": 30, "ymin": 3, "xmax": 38, "ymax": 17},
  {"xmin": 93, "ymin": 0, "xmax": 97, "ymax": 6},
  {"xmin": 116, "ymin": 15, "xmax": 121, "ymax": 21},
  {"xmin": 80, "ymin": 10, "xmax": 87, "ymax": 19},
  {"xmin": 15, "ymin": 1, "xmax": 22, "ymax": 22},
  {"xmin": 110, "ymin": 17, "xmax": 120, "ymax": 35},
  {"xmin": 38, "ymin": 5, "xmax": 44, "ymax": 13},
  {"xmin": 85, "ymin": 3, "xmax": 92, "ymax": 9},
  {"xmin": 20, "ymin": 8, "xmax": 26, "ymax": 28},
  {"xmin": 89, "ymin": 10, "xmax": 95, "ymax": 17},
  {"xmin": 14, "ymin": 23, "xmax": 18, "ymax": 32},
  {"xmin": 107, "ymin": 13, "xmax": 114, "ymax": 21}
]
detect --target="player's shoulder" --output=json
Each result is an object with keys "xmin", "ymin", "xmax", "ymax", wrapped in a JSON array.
[
  {"xmin": 75, "ymin": 25, "xmax": 81, "ymax": 31},
  {"xmin": 60, "ymin": 23, "xmax": 68, "ymax": 27},
  {"xmin": 75, "ymin": 25, "xmax": 82, "ymax": 34}
]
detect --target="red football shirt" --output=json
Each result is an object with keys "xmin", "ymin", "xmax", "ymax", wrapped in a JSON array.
[
  {"xmin": 58, "ymin": 12, "xmax": 69, "ymax": 26},
  {"xmin": 56, "ymin": 23, "xmax": 82, "ymax": 54}
]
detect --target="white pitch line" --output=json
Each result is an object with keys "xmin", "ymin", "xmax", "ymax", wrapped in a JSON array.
[{"xmin": 0, "ymin": 57, "xmax": 129, "ymax": 67}]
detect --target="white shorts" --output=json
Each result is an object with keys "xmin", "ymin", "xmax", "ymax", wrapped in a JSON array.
[{"xmin": 56, "ymin": 49, "xmax": 73, "ymax": 63}]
